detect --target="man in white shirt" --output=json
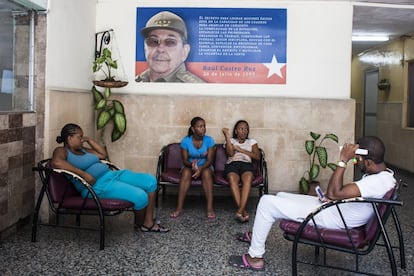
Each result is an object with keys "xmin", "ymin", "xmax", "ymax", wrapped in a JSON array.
[{"xmin": 228, "ymin": 136, "xmax": 396, "ymax": 271}]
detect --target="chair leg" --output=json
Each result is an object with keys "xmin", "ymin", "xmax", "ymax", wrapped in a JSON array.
[
  {"xmin": 391, "ymin": 207, "xmax": 406, "ymax": 269},
  {"xmin": 31, "ymin": 185, "xmax": 47, "ymax": 242},
  {"xmin": 291, "ymin": 241, "xmax": 299, "ymax": 276},
  {"xmin": 98, "ymin": 209, "xmax": 105, "ymax": 250}
]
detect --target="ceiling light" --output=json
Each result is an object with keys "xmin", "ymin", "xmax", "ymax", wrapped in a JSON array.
[{"xmin": 352, "ymin": 36, "xmax": 389, "ymax": 42}]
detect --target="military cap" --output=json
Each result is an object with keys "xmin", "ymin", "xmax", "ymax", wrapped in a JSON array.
[{"xmin": 141, "ymin": 11, "xmax": 187, "ymax": 41}]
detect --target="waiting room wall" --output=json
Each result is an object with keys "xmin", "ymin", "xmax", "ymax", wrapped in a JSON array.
[{"xmin": 44, "ymin": 0, "xmax": 355, "ymax": 197}]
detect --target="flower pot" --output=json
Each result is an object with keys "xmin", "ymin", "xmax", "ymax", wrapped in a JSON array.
[
  {"xmin": 93, "ymin": 80, "xmax": 128, "ymax": 88},
  {"xmin": 307, "ymin": 181, "xmax": 320, "ymax": 196}
]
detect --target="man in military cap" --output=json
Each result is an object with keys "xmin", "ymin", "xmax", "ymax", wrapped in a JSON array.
[{"xmin": 136, "ymin": 11, "xmax": 205, "ymax": 83}]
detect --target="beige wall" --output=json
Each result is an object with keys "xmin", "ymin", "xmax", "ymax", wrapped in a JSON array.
[
  {"xmin": 351, "ymin": 35, "xmax": 414, "ymax": 172},
  {"xmin": 46, "ymin": 91, "xmax": 355, "ymax": 193}
]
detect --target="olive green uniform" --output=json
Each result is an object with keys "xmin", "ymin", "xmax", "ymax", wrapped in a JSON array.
[{"xmin": 135, "ymin": 63, "xmax": 205, "ymax": 83}]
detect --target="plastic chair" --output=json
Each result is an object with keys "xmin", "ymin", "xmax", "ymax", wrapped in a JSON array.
[
  {"xmin": 31, "ymin": 159, "xmax": 134, "ymax": 250},
  {"xmin": 279, "ymin": 182, "xmax": 405, "ymax": 275}
]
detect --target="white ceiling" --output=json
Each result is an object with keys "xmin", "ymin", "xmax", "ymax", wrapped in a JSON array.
[{"xmin": 351, "ymin": 0, "xmax": 414, "ymax": 55}]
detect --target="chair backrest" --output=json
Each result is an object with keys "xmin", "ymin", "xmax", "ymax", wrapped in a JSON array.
[
  {"xmin": 45, "ymin": 161, "xmax": 80, "ymax": 203},
  {"xmin": 163, "ymin": 143, "xmax": 183, "ymax": 170},
  {"xmin": 214, "ymin": 144, "xmax": 227, "ymax": 171},
  {"xmin": 363, "ymin": 187, "xmax": 396, "ymax": 242}
]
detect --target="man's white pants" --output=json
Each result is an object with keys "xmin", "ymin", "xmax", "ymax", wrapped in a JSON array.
[{"xmin": 248, "ymin": 192, "xmax": 325, "ymax": 258}]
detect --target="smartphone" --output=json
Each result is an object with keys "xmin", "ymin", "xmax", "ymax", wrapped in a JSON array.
[{"xmin": 315, "ymin": 185, "xmax": 326, "ymax": 202}]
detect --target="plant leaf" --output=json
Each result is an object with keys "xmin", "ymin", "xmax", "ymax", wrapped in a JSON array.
[
  {"xmin": 104, "ymin": 87, "xmax": 111, "ymax": 99},
  {"xmin": 310, "ymin": 131, "xmax": 321, "ymax": 141},
  {"xmin": 106, "ymin": 58, "xmax": 118, "ymax": 69},
  {"xmin": 305, "ymin": 140, "xmax": 314, "ymax": 155},
  {"xmin": 97, "ymin": 110, "xmax": 111, "ymax": 129},
  {"xmin": 299, "ymin": 177, "xmax": 309, "ymax": 194},
  {"xmin": 327, "ymin": 163, "xmax": 337, "ymax": 171},
  {"xmin": 95, "ymin": 99, "xmax": 107, "ymax": 110},
  {"xmin": 111, "ymin": 128, "xmax": 122, "ymax": 142},
  {"xmin": 113, "ymin": 100, "xmax": 125, "ymax": 114},
  {"xmin": 316, "ymin": 146, "xmax": 328, "ymax": 168},
  {"xmin": 309, "ymin": 164, "xmax": 319, "ymax": 181},
  {"xmin": 92, "ymin": 86, "xmax": 104, "ymax": 103},
  {"xmin": 325, "ymin": 133, "xmax": 339, "ymax": 143},
  {"xmin": 114, "ymin": 113, "xmax": 127, "ymax": 133},
  {"xmin": 108, "ymin": 106, "xmax": 115, "ymax": 117}
]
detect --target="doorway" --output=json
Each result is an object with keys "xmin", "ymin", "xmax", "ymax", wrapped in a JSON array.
[{"xmin": 364, "ymin": 70, "xmax": 379, "ymax": 136}]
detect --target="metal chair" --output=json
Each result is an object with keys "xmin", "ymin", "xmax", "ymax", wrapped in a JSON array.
[
  {"xmin": 279, "ymin": 181, "xmax": 405, "ymax": 275},
  {"xmin": 155, "ymin": 143, "xmax": 268, "ymax": 202},
  {"xmin": 31, "ymin": 159, "xmax": 134, "ymax": 250}
]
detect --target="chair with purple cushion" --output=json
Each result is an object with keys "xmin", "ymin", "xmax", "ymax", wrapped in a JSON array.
[
  {"xmin": 213, "ymin": 144, "xmax": 268, "ymax": 196},
  {"xmin": 279, "ymin": 182, "xmax": 405, "ymax": 275},
  {"xmin": 156, "ymin": 143, "xmax": 268, "ymax": 202},
  {"xmin": 31, "ymin": 159, "xmax": 134, "ymax": 250}
]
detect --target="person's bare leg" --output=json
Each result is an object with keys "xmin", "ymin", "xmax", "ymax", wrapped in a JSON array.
[
  {"xmin": 228, "ymin": 172, "xmax": 241, "ymax": 208},
  {"xmin": 141, "ymin": 191, "xmax": 157, "ymax": 228},
  {"xmin": 201, "ymin": 168, "xmax": 214, "ymax": 216},
  {"xmin": 172, "ymin": 168, "xmax": 192, "ymax": 215},
  {"xmin": 239, "ymin": 172, "xmax": 253, "ymax": 219}
]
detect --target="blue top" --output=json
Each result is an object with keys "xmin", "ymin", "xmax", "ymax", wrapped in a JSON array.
[
  {"xmin": 180, "ymin": 135, "xmax": 215, "ymax": 167},
  {"xmin": 66, "ymin": 148, "xmax": 110, "ymax": 193}
]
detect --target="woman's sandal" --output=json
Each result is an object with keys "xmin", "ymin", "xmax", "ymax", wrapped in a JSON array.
[
  {"xmin": 140, "ymin": 223, "xmax": 169, "ymax": 233},
  {"xmin": 170, "ymin": 210, "xmax": 183, "ymax": 219},
  {"xmin": 236, "ymin": 231, "xmax": 252, "ymax": 243},
  {"xmin": 228, "ymin": 254, "xmax": 265, "ymax": 271},
  {"xmin": 207, "ymin": 212, "xmax": 216, "ymax": 220},
  {"xmin": 235, "ymin": 213, "xmax": 249, "ymax": 223}
]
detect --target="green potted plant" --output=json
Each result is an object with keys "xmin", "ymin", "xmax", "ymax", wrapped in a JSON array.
[
  {"xmin": 91, "ymin": 47, "xmax": 127, "ymax": 145},
  {"xmin": 299, "ymin": 131, "xmax": 339, "ymax": 194},
  {"xmin": 93, "ymin": 48, "xmax": 128, "ymax": 88}
]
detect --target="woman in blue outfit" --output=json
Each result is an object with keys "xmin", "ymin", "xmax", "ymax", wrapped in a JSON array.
[
  {"xmin": 170, "ymin": 116, "xmax": 216, "ymax": 219},
  {"xmin": 51, "ymin": 123, "xmax": 169, "ymax": 233}
]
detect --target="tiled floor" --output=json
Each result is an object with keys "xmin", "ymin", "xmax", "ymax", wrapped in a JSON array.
[{"xmin": 0, "ymin": 168, "xmax": 412, "ymax": 275}]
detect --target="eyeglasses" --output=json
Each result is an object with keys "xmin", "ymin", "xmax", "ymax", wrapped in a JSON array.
[{"xmin": 145, "ymin": 37, "xmax": 180, "ymax": 48}]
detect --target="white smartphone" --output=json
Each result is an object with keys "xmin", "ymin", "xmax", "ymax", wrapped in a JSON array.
[
  {"xmin": 339, "ymin": 146, "xmax": 368, "ymax": 155},
  {"xmin": 315, "ymin": 185, "xmax": 326, "ymax": 202}
]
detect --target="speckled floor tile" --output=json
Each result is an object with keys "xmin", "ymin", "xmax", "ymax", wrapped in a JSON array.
[{"xmin": 0, "ymin": 168, "xmax": 413, "ymax": 275}]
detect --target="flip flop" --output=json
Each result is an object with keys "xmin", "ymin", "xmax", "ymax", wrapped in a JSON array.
[
  {"xmin": 236, "ymin": 231, "xmax": 252, "ymax": 243},
  {"xmin": 228, "ymin": 254, "xmax": 264, "ymax": 271},
  {"xmin": 235, "ymin": 213, "xmax": 248, "ymax": 223},
  {"xmin": 207, "ymin": 212, "xmax": 216, "ymax": 220},
  {"xmin": 170, "ymin": 210, "xmax": 183, "ymax": 219},
  {"xmin": 140, "ymin": 223, "xmax": 169, "ymax": 233}
]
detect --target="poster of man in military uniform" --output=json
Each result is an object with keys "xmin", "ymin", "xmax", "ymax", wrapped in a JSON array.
[
  {"xmin": 135, "ymin": 8, "xmax": 287, "ymax": 84},
  {"xmin": 135, "ymin": 11, "xmax": 205, "ymax": 83}
]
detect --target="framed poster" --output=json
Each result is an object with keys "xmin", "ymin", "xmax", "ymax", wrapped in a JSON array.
[{"xmin": 136, "ymin": 7, "xmax": 287, "ymax": 84}]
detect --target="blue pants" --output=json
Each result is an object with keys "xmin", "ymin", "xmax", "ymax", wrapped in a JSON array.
[{"xmin": 87, "ymin": 170, "xmax": 157, "ymax": 210}]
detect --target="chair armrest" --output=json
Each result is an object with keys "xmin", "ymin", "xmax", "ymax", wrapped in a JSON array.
[
  {"xmin": 307, "ymin": 197, "xmax": 403, "ymax": 220},
  {"xmin": 259, "ymin": 148, "xmax": 268, "ymax": 194},
  {"xmin": 52, "ymin": 168, "xmax": 92, "ymax": 188},
  {"xmin": 100, "ymin": 160, "xmax": 121, "ymax": 170}
]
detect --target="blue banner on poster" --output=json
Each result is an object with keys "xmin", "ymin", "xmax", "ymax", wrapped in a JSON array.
[{"xmin": 136, "ymin": 7, "xmax": 287, "ymax": 84}]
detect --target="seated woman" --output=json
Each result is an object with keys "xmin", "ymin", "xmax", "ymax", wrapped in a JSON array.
[
  {"xmin": 170, "ymin": 116, "xmax": 216, "ymax": 219},
  {"xmin": 51, "ymin": 123, "xmax": 169, "ymax": 233},
  {"xmin": 222, "ymin": 120, "xmax": 261, "ymax": 223}
]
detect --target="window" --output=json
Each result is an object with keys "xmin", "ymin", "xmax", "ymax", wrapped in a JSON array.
[{"xmin": 0, "ymin": 0, "xmax": 32, "ymax": 111}]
